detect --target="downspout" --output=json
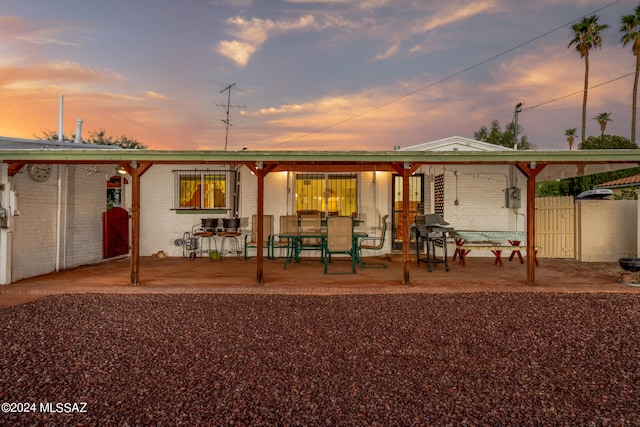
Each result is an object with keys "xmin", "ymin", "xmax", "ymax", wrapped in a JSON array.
[
  {"xmin": 55, "ymin": 165, "xmax": 69, "ymax": 271},
  {"xmin": 55, "ymin": 166, "xmax": 62, "ymax": 271}
]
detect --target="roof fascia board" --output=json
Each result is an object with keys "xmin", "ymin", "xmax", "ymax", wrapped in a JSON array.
[{"xmin": 0, "ymin": 149, "xmax": 639, "ymax": 165}]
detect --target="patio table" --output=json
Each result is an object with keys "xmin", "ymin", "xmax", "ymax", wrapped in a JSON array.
[
  {"xmin": 280, "ymin": 231, "xmax": 367, "ymax": 269},
  {"xmin": 452, "ymin": 231, "xmax": 538, "ymax": 267}
]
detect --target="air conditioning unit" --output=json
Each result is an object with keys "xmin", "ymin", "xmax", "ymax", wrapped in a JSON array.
[{"xmin": 506, "ymin": 187, "xmax": 521, "ymax": 209}]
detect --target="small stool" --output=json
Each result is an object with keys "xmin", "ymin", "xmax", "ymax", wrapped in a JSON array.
[
  {"xmin": 193, "ymin": 231, "xmax": 216, "ymax": 257},
  {"xmin": 218, "ymin": 231, "xmax": 241, "ymax": 259}
]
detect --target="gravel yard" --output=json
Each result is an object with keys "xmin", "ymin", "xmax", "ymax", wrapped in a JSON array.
[{"xmin": 1, "ymin": 293, "xmax": 639, "ymax": 426}]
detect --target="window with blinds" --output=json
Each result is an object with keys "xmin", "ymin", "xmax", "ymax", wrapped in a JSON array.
[
  {"xmin": 173, "ymin": 170, "xmax": 233, "ymax": 210},
  {"xmin": 294, "ymin": 173, "xmax": 359, "ymax": 217}
]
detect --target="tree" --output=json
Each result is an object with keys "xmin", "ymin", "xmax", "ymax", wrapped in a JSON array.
[
  {"xmin": 578, "ymin": 134, "xmax": 637, "ymax": 149},
  {"xmin": 594, "ymin": 112, "xmax": 612, "ymax": 137},
  {"xmin": 36, "ymin": 130, "xmax": 71, "ymax": 142},
  {"xmin": 565, "ymin": 128, "xmax": 577, "ymax": 150},
  {"xmin": 569, "ymin": 15, "xmax": 609, "ymax": 144},
  {"xmin": 37, "ymin": 129, "xmax": 146, "ymax": 149},
  {"xmin": 537, "ymin": 134, "xmax": 640, "ymax": 196},
  {"xmin": 85, "ymin": 130, "xmax": 146, "ymax": 149},
  {"xmin": 621, "ymin": 4, "xmax": 640, "ymax": 145},
  {"xmin": 473, "ymin": 119, "xmax": 533, "ymax": 149}
]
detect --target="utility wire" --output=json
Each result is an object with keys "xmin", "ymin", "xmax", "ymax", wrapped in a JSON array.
[
  {"xmin": 523, "ymin": 72, "xmax": 635, "ymax": 111},
  {"xmin": 275, "ymin": 0, "xmax": 624, "ymax": 147}
]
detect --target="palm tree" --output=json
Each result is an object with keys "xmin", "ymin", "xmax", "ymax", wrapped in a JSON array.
[
  {"xmin": 569, "ymin": 15, "xmax": 609, "ymax": 144},
  {"xmin": 594, "ymin": 112, "xmax": 612, "ymax": 137},
  {"xmin": 621, "ymin": 5, "xmax": 640, "ymax": 145},
  {"xmin": 565, "ymin": 128, "xmax": 577, "ymax": 150}
]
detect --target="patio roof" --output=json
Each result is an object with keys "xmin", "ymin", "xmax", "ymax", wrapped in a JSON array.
[
  {"xmin": 2, "ymin": 146, "xmax": 640, "ymax": 287},
  {"xmin": 1, "ymin": 148, "xmax": 639, "ymax": 180}
]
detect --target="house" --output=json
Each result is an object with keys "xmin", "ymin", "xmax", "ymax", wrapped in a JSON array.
[
  {"xmin": 596, "ymin": 173, "xmax": 640, "ymax": 197},
  {"xmin": 2, "ymin": 135, "xmax": 639, "ymax": 285}
]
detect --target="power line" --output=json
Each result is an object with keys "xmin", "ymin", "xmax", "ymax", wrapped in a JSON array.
[
  {"xmin": 275, "ymin": 0, "xmax": 624, "ymax": 147},
  {"xmin": 524, "ymin": 72, "xmax": 635, "ymax": 111}
]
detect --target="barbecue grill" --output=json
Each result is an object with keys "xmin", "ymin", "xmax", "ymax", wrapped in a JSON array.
[{"xmin": 414, "ymin": 214, "xmax": 454, "ymax": 272}]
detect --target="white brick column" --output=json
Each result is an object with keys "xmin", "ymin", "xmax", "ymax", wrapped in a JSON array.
[{"xmin": 0, "ymin": 163, "xmax": 12, "ymax": 284}]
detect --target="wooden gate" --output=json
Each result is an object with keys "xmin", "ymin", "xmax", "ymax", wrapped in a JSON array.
[
  {"xmin": 103, "ymin": 207, "xmax": 129, "ymax": 258},
  {"xmin": 535, "ymin": 196, "xmax": 574, "ymax": 258}
]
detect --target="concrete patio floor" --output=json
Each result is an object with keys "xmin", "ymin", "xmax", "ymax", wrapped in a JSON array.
[{"xmin": 1, "ymin": 254, "xmax": 638, "ymax": 309}]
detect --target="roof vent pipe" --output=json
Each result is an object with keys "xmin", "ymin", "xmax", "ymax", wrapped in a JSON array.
[
  {"xmin": 58, "ymin": 94, "xmax": 64, "ymax": 141},
  {"xmin": 74, "ymin": 118, "xmax": 83, "ymax": 143}
]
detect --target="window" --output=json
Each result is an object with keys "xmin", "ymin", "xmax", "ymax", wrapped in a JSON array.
[
  {"xmin": 173, "ymin": 170, "xmax": 234, "ymax": 210},
  {"xmin": 295, "ymin": 173, "xmax": 358, "ymax": 217}
]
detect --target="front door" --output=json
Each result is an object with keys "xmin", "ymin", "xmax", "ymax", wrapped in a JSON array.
[{"xmin": 392, "ymin": 174, "xmax": 424, "ymax": 251}]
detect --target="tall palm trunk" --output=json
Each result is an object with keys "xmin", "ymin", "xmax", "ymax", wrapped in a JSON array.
[
  {"xmin": 581, "ymin": 53, "xmax": 589, "ymax": 144},
  {"xmin": 633, "ymin": 52, "xmax": 639, "ymax": 145}
]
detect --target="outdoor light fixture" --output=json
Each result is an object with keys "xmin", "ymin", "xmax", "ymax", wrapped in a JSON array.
[{"xmin": 117, "ymin": 166, "xmax": 127, "ymax": 175}]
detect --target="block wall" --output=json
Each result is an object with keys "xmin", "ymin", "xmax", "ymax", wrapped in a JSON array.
[{"xmin": 10, "ymin": 165, "xmax": 107, "ymax": 281}]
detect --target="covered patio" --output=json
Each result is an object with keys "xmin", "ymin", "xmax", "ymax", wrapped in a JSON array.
[
  {"xmin": 0, "ymin": 255, "xmax": 637, "ymax": 309},
  {"xmin": 2, "ymin": 148, "xmax": 639, "ymax": 287}
]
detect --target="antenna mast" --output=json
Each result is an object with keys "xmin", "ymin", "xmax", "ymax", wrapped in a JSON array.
[{"xmin": 217, "ymin": 83, "xmax": 246, "ymax": 150}]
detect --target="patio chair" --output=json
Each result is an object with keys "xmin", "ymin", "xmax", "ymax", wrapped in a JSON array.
[
  {"xmin": 297, "ymin": 211, "xmax": 323, "ymax": 260},
  {"xmin": 323, "ymin": 216, "xmax": 356, "ymax": 274},
  {"xmin": 358, "ymin": 214, "xmax": 389, "ymax": 268},
  {"xmin": 243, "ymin": 215, "xmax": 273, "ymax": 259},
  {"xmin": 270, "ymin": 215, "xmax": 299, "ymax": 259}
]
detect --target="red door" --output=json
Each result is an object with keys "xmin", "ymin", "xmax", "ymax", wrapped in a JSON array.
[{"xmin": 103, "ymin": 207, "xmax": 129, "ymax": 258}]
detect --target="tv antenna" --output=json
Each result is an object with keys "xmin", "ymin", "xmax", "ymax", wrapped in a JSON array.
[{"xmin": 216, "ymin": 83, "xmax": 246, "ymax": 150}]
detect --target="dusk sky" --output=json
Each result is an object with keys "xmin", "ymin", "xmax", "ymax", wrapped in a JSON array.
[{"xmin": 1, "ymin": 0, "xmax": 639, "ymax": 151}]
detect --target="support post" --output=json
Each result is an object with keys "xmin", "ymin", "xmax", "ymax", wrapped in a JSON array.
[
  {"xmin": 130, "ymin": 162, "xmax": 140, "ymax": 285},
  {"xmin": 516, "ymin": 162, "xmax": 546, "ymax": 286},
  {"xmin": 391, "ymin": 162, "xmax": 420, "ymax": 286},
  {"xmin": 402, "ymin": 166, "xmax": 411, "ymax": 285},
  {"xmin": 256, "ymin": 168, "xmax": 265, "ymax": 285},
  {"xmin": 247, "ymin": 162, "xmax": 274, "ymax": 286}
]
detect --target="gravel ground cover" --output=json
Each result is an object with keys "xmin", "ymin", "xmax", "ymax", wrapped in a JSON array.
[{"xmin": 1, "ymin": 293, "xmax": 639, "ymax": 426}]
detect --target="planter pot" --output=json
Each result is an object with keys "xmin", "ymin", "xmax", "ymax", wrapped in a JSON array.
[
  {"xmin": 223, "ymin": 218, "xmax": 239, "ymax": 230},
  {"xmin": 201, "ymin": 218, "xmax": 217, "ymax": 229},
  {"xmin": 619, "ymin": 257, "xmax": 640, "ymax": 272}
]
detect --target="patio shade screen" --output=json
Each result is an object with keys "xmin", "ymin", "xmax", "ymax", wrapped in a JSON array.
[
  {"xmin": 295, "ymin": 173, "xmax": 358, "ymax": 217},
  {"xmin": 173, "ymin": 170, "xmax": 233, "ymax": 210}
]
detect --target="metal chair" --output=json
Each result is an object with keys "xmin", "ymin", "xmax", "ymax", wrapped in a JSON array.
[
  {"xmin": 270, "ymin": 215, "xmax": 298, "ymax": 259},
  {"xmin": 243, "ymin": 215, "xmax": 273, "ymax": 259},
  {"xmin": 191, "ymin": 224, "xmax": 217, "ymax": 258},
  {"xmin": 297, "ymin": 211, "xmax": 323, "ymax": 261},
  {"xmin": 323, "ymin": 216, "xmax": 356, "ymax": 274},
  {"xmin": 357, "ymin": 214, "xmax": 389, "ymax": 268}
]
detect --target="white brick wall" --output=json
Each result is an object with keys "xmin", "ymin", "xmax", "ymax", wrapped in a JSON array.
[
  {"xmin": 11, "ymin": 165, "xmax": 107, "ymax": 281},
  {"xmin": 130, "ymin": 164, "xmax": 526, "ymax": 259},
  {"xmin": 427, "ymin": 165, "xmax": 528, "ymax": 258},
  {"xmin": 62, "ymin": 167, "xmax": 105, "ymax": 267},
  {"xmin": 138, "ymin": 164, "xmax": 241, "ymax": 257},
  {"xmin": 11, "ymin": 169, "xmax": 58, "ymax": 280}
]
